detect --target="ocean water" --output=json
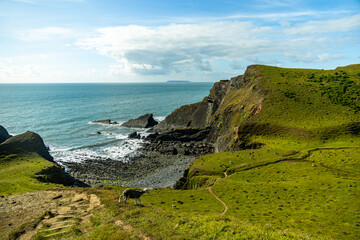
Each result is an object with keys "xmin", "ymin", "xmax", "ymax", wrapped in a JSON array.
[{"xmin": 0, "ymin": 83, "xmax": 213, "ymax": 164}]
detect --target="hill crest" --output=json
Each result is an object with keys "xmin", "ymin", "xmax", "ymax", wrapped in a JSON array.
[{"xmin": 155, "ymin": 64, "xmax": 360, "ymax": 151}]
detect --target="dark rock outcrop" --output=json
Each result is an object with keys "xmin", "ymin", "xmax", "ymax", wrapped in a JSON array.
[
  {"xmin": 143, "ymin": 127, "xmax": 213, "ymax": 156},
  {"xmin": 0, "ymin": 125, "xmax": 11, "ymax": 144},
  {"xmin": 128, "ymin": 131, "xmax": 141, "ymax": 139},
  {"xmin": 92, "ymin": 119, "xmax": 118, "ymax": 124},
  {"xmin": 153, "ymin": 65, "xmax": 266, "ymax": 152},
  {"xmin": 146, "ymin": 128, "xmax": 211, "ymax": 142},
  {"xmin": 143, "ymin": 140, "xmax": 213, "ymax": 156},
  {"xmin": 122, "ymin": 113, "xmax": 158, "ymax": 128},
  {"xmin": 0, "ymin": 131, "xmax": 53, "ymax": 161},
  {"xmin": 155, "ymin": 80, "xmax": 231, "ymax": 131}
]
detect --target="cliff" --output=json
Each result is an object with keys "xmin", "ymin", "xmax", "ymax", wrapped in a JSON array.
[{"xmin": 155, "ymin": 64, "xmax": 360, "ymax": 152}]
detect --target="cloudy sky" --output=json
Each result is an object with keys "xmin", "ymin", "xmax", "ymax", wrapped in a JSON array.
[{"xmin": 0, "ymin": 0, "xmax": 359, "ymax": 83}]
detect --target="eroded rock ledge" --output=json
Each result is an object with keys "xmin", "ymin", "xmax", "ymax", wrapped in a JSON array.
[{"xmin": 121, "ymin": 113, "xmax": 158, "ymax": 128}]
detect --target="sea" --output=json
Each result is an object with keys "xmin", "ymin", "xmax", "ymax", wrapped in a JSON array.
[{"xmin": 0, "ymin": 82, "xmax": 213, "ymax": 165}]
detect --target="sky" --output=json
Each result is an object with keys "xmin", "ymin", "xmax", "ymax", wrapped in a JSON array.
[{"xmin": 0, "ymin": 0, "xmax": 359, "ymax": 83}]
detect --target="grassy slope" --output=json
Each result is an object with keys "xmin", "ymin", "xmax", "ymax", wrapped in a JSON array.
[
  {"xmin": 62, "ymin": 186, "xmax": 312, "ymax": 240},
  {"xmin": 0, "ymin": 153, "xmax": 66, "ymax": 196},
  {"xmin": 72, "ymin": 65, "xmax": 358, "ymax": 240},
  {"xmin": 3, "ymin": 65, "xmax": 360, "ymax": 239},
  {"xmin": 253, "ymin": 65, "xmax": 359, "ymax": 129},
  {"xmin": 180, "ymin": 64, "xmax": 360, "ymax": 239}
]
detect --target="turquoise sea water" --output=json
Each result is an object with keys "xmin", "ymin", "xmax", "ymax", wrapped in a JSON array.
[{"xmin": 0, "ymin": 83, "xmax": 213, "ymax": 163}]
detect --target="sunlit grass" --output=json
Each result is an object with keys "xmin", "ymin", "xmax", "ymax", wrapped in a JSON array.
[{"xmin": 0, "ymin": 153, "xmax": 66, "ymax": 196}]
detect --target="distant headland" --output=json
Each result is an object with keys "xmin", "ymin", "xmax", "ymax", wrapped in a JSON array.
[{"xmin": 166, "ymin": 80, "xmax": 191, "ymax": 83}]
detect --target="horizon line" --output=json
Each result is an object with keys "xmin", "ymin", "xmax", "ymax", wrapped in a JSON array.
[{"xmin": 0, "ymin": 81, "xmax": 216, "ymax": 84}]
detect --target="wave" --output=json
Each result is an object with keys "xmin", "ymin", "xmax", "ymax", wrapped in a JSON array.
[
  {"xmin": 50, "ymin": 138, "xmax": 144, "ymax": 164},
  {"xmin": 70, "ymin": 139, "xmax": 120, "ymax": 150},
  {"xmin": 103, "ymin": 139, "xmax": 143, "ymax": 160},
  {"xmin": 88, "ymin": 131, "xmax": 136, "ymax": 140},
  {"xmin": 100, "ymin": 131, "xmax": 128, "ymax": 140},
  {"xmin": 154, "ymin": 116, "xmax": 166, "ymax": 122},
  {"xmin": 51, "ymin": 147, "xmax": 101, "ymax": 163}
]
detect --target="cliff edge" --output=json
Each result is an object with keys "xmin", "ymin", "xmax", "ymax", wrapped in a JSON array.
[{"xmin": 155, "ymin": 64, "xmax": 360, "ymax": 152}]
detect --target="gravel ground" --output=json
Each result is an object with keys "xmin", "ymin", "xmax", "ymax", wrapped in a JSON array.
[
  {"xmin": 123, "ymin": 157, "xmax": 193, "ymax": 189},
  {"xmin": 62, "ymin": 150, "xmax": 195, "ymax": 189}
]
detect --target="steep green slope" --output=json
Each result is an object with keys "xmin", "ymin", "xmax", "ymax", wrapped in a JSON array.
[
  {"xmin": 252, "ymin": 65, "xmax": 359, "ymax": 127},
  {"xmin": 0, "ymin": 127, "xmax": 77, "ymax": 196},
  {"xmin": 0, "ymin": 153, "xmax": 68, "ymax": 196},
  {"xmin": 172, "ymin": 64, "xmax": 360, "ymax": 239},
  {"xmin": 85, "ymin": 64, "xmax": 358, "ymax": 240},
  {"xmin": 210, "ymin": 64, "xmax": 360, "ymax": 151}
]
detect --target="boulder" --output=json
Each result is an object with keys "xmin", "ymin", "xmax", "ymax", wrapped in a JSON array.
[
  {"xmin": 0, "ymin": 131, "xmax": 53, "ymax": 161},
  {"xmin": 0, "ymin": 125, "xmax": 11, "ymax": 144},
  {"xmin": 128, "ymin": 131, "xmax": 141, "ymax": 139},
  {"xmin": 121, "ymin": 113, "xmax": 158, "ymax": 128},
  {"xmin": 159, "ymin": 146, "xmax": 178, "ymax": 155}
]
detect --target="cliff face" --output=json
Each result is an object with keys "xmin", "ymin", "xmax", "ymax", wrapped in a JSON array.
[
  {"xmin": 156, "ymin": 79, "xmax": 232, "ymax": 130},
  {"xmin": 155, "ymin": 65, "xmax": 265, "ymax": 151},
  {"xmin": 155, "ymin": 64, "xmax": 360, "ymax": 152}
]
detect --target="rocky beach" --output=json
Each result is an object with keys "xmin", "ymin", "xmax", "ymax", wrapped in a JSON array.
[
  {"xmin": 58, "ymin": 74, "xmax": 250, "ymax": 188},
  {"xmin": 63, "ymin": 113, "xmax": 214, "ymax": 188}
]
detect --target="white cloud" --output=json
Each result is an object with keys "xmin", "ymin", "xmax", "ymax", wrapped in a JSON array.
[
  {"xmin": 285, "ymin": 53, "xmax": 343, "ymax": 63},
  {"xmin": 76, "ymin": 21, "xmax": 269, "ymax": 75},
  {"xmin": 173, "ymin": 10, "xmax": 351, "ymax": 23},
  {"xmin": 285, "ymin": 14, "xmax": 360, "ymax": 35},
  {"xmin": 76, "ymin": 14, "xmax": 359, "ymax": 77},
  {"xmin": 0, "ymin": 61, "xmax": 40, "ymax": 82},
  {"xmin": 16, "ymin": 27, "xmax": 76, "ymax": 41}
]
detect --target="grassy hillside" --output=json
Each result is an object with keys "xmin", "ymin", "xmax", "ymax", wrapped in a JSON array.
[
  {"xmin": 0, "ymin": 153, "xmax": 68, "ymax": 196},
  {"xmin": 177, "ymin": 64, "xmax": 360, "ymax": 239},
  {"xmin": 32, "ymin": 186, "xmax": 314, "ymax": 240},
  {"xmin": 2, "ymin": 64, "xmax": 359, "ymax": 239},
  {"xmin": 209, "ymin": 64, "xmax": 360, "ymax": 151},
  {"xmin": 253, "ymin": 65, "xmax": 359, "ymax": 128}
]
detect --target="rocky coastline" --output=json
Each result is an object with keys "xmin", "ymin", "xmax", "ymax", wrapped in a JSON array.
[
  {"xmin": 62, "ymin": 110, "xmax": 216, "ymax": 188},
  {"xmin": 63, "ymin": 129, "xmax": 214, "ymax": 188},
  {"xmin": 2, "ymin": 70, "xmax": 252, "ymax": 189},
  {"xmin": 59, "ymin": 74, "xmax": 240, "ymax": 188}
]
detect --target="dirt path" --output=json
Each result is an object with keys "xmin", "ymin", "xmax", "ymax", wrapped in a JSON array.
[
  {"xmin": 206, "ymin": 186, "xmax": 228, "ymax": 215},
  {"xmin": 115, "ymin": 219, "xmax": 151, "ymax": 240},
  {"xmin": 205, "ymin": 146, "xmax": 360, "ymax": 216},
  {"xmin": 0, "ymin": 189, "xmax": 102, "ymax": 240},
  {"xmin": 206, "ymin": 172, "xmax": 229, "ymax": 215}
]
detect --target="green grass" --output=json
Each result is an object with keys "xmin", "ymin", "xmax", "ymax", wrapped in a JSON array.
[
  {"xmin": 213, "ymin": 160, "xmax": 359, "ymax": 239},
  {"xmin": 86, "ymin": 64, "xmax": 360, "ymax": 239},
  {"xmin": 0, "ymin": 153, "xmax": 66, "ymax": 196},
  {"xmin": 74, "ymin": 187, "xmax": 314, "ymax": 240},
  {"xmin": 204, "ymin": 64, "xmax": 360, "ymax": 151},
  {"xmin": 2, "ymin": 64, "xmax": 360, "ymax": 239},
  {"xmin": 180, "ymin": 135, "xmax": 360, "ymax": 239},
  {"xmin": 253, "ymin": 65, "xmax": 360, "ymax": 129},
  {"xmin": 307, "ymin": 147, "xmax": 360, "ymax": 178}
]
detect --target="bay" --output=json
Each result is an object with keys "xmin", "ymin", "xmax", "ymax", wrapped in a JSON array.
[{"xmin": 0, "ymin": 82, "xmax": 213, "ymax": 163}]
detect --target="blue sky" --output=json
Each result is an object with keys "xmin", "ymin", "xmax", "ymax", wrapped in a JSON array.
[{"xmin": 0, "ymin": 0, "xmax": 359, "ymax": 83}]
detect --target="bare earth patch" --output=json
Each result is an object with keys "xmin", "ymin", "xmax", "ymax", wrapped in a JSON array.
[{"xmin": 0, "ymin": 189, "xmax": 102, "ymax": 240}]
